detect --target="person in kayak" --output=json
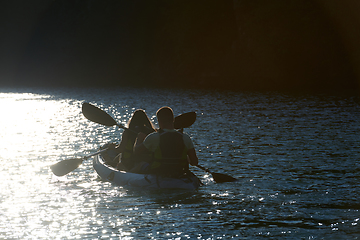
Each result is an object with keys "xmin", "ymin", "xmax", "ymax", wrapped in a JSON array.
[
  {"xmin": 107, "ymin": 109, "xmax": 155, "ymax": 170},
  {"xmin": 133, "ymin": 106, "xmax": 198, "ymax": 177}
]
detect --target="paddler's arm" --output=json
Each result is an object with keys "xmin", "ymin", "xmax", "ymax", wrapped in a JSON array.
[
  {"xmin": 183, "ymin": 133, "xmax": 198, "ymax": 166},
  {"xmin": 187, "ymin": 148, "xmax": 198, "ymax": 166},
  {"xmin": 133, "ymin": 132, "xmax": 151, "ymax": 154},
  {"xmin": 112, "ymin": 130, "xmax": 130, "ymax": 154}
]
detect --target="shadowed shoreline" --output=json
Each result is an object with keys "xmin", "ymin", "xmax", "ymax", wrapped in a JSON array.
[{"xmin": 1, "ymin": 0, "xmax": 360, "ymax": 92}]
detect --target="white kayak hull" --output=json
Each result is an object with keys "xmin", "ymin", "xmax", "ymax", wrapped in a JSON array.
[{"xmin": 93, "ymin": 152, "xmax": 201, "ymax": 190}]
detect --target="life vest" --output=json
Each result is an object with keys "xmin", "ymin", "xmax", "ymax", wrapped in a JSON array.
[{"xmin": 149, "ymin": 130, "xmax": 189, "ymax": 176}]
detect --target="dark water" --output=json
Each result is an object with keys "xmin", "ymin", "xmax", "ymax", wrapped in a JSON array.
[{"xmin": 0, "ymin": 87, "xmax": 359, "ymax": 239}]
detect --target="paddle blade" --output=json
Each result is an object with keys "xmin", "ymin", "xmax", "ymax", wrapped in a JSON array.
[
  {"xmin": 50, "ymin": 158, "xmax": 83, "ymax": 176},
  {"xmin": 82, "ymin": 102, "xmax": 117, "ymax": 127},
  {"xmin": 174, "ymin": 112, "xmax": 196, "ymax": 129},
  {"xmin": 211, "ymin": 172, "xmax": 237, "ymax": 183}
]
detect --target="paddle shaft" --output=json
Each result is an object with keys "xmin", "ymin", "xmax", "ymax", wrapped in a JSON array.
[
  {"xmin": 196, "ymin": 165, "xmax": 212, "ymax": 174},
  {"xmin": 196, "ymin": 164, "xmax": 211, "ymax": 173},
  {"xmin": 196, "ymin": 164, "xmax": 237, "ymax": 183},
  {"xmin": 83, "ymin": 148, "xmax": 109, "ymax": 160},
  {"xmin": 116, "ymin": 123, "xmax": 138, "ymax": 134}
]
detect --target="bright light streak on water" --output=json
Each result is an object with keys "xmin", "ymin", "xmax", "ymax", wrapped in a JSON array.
[{"xmin": 0, "ymin": 87, "xmax": 359, "ymax": 239}]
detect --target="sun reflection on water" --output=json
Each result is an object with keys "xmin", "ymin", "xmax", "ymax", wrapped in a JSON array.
[
  {"xmin": 1, "ymin": 93, "xmax": 82, "ymax": 160},
  {"xmin": 0, "ymin": 92, "xmax": 100, "ymax": 239}
]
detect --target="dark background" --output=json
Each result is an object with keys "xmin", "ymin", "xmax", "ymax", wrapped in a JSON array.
[{"xmin": 1, "ymin": 0, "xmax": 360, "ymax": 92}]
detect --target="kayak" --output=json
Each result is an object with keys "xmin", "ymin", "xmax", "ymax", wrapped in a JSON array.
[{"xmin": 93, "ymin": 149, "xmax": 202, "ymax": 190}]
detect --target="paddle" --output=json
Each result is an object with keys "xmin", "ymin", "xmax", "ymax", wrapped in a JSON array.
[
  {"xmin": 174, "ymin": 111, "xmax": 196, "ymax": 129},
  {"xmin": 196, "ymin": 165, "xmax": 237, "ymax": 183},
  {"xmin": 82, "ymin": 102, "xmax": 196, "ymax": 130},
  {"xmin": 82, "ymin": 102, "xmax": 127, "ymax": 129},
  {"xmin": 50, "ymin": 148, "xmax": 108, "ymax": 177}
]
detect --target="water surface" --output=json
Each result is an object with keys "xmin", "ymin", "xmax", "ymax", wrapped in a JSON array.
[{"xmin": 0, "ymin": 87, "xmax": 359, "ymax": 239}]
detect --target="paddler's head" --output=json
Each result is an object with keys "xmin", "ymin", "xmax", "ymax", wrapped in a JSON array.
[
  {"xmin": 128, "ymin": 109, "xmax": 154, "ymax": 131},
  {"xmin": 156, "ymin": 106, "xmax": 174, "ymax": 130}
]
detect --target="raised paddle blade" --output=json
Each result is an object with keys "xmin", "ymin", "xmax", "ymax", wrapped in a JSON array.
[
  {"xmin": 50, "ymin": 158, "xmax": 84, "ymax": 177},
  {"xmin": 174, "ymin": 112, "xmax": 196, "ymax": 129},
  {"xmin": 211, "ymin": 172, "xmax": 237, "ymax": 183},
  {"xmin": 82, "ymin": 102, "xmax": 117, "ymax": 127}
]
